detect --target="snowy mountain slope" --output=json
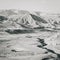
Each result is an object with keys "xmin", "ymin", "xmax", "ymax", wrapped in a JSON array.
[{"xmin": 0, "ymin": 9, "xmax": 60, "ymax": 33}]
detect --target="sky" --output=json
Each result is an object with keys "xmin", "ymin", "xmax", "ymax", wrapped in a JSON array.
[{"xmin": 0, "ymin": 0, "xmax": 60, "ymax": 13}]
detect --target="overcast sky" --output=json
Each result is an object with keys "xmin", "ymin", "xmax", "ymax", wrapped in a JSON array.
[{"xmin": 0, "ymin": 0, "xmax": 60, "ymax": 13}]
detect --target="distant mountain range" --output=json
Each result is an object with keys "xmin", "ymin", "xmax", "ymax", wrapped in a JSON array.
[{"xmin": 0, "ymin": 9, "xmax": 60, "ymax": 33}]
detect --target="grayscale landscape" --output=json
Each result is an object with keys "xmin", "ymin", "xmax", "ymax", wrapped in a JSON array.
[{"xmin": 0, "ymin": 9, "xmax": 60, "ymax": 60}]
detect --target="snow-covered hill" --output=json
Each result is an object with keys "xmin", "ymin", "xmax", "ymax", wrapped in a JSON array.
[{"xmin": 0, "ymin": 9, "xmax": 60, "ymax": 33}]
